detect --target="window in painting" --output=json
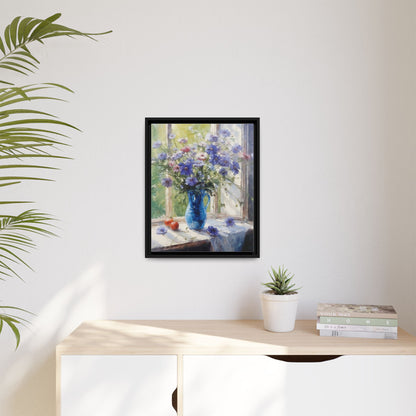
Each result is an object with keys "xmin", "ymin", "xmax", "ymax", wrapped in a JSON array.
[{"xmin": 150, "ymin": 123, "xmax": 254, "ymax": 222}]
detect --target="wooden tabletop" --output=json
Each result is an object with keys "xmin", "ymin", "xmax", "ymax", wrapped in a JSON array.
[{"xmin": 56, "ymin": 320, "xmax": 416, "ymax": 356}]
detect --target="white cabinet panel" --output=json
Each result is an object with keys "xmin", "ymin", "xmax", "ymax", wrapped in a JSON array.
[
  {"xmin": 285, "ymin": 355, "xmax": 416, "ymax": 416},
  {"xmin": 184, "ymin": 355, "xmax": 287, "ymax": 416},
  {"xmin": 61, "ymin": 355, "xmax": 177, "ymax": 416},
  {"xmin": 183, "ymin": 355, "xmax": 416, "ymax": 416}
]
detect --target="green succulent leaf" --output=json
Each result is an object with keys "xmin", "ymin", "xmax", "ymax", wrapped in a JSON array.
[{"xmin": 263, "ymin": 265, "xmax": 301, "ymax": 295}]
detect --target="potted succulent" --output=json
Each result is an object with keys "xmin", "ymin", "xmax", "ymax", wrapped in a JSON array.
[{"xmin": 261, "ymin": 266, "xmax": 300, "ymax": 332}]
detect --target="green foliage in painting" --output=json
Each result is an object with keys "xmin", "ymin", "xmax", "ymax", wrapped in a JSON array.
[
  {"xmin": 150, "ymin": 124, "xmax": 167, "ymax": 218},
  {"xmin": 0, "ymin": 13, "xmax": 110, "ymax": 348},
  {"xmin": 151, "ymin": 164, "xmax": 166, "ymax": 219},
  {"xmin": 172, "ymin": 189, "xmax": 188, "ymax": 217}
]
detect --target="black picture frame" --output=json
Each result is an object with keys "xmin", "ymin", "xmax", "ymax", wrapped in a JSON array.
[{"xmin": 145, "ymin": 117, "xmax": 260, "ymax": 258}]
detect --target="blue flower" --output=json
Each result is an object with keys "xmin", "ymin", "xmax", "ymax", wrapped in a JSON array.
[
  {"xmin": 153, "ymin": 141, "xmax": 162, "ymax": 149},
  {"xmin": 171, "ymin": 151, "xmax": 183, "ymax": 161},
  {"xmin": 185, "ymin": 176, "xmax": 198, "ymax": 186},
  {"xmin": 161, "ymin": 177, "xmax": 173, "ymax": 187},
  {"xmin": 225, "ymin": 217, "xmax": 235, "ymax": 227},
  {"xmin": 230, "ymin": 161, "xmax": 240, "ymax": 175},
  {"xmin": 158, "ymin": 152, "xmax": 167, "ymax": 161},
  {"xmin": 231, "ymin": 144, "xmax": 242, "ymax": 153},
  {"xmin": 179, "ymin": 160, "xmax": 193, "ymax": 176},
  {"xmin": 207, "ymin": 226, "xmax": 219, "ymax": 237},
  {"xmin": 219, "ymin": 167, "xmax": 228, "ymax": 177},
  {"xmin": 220, "ymin": 128, "xmax": 231, "ymax": 138},
  {"xmin": 209, "ymin": 153, "xmax": 220, "ymax": 165},
  {"xmin": 156, "ymin": 225, "xmax": 168, "ymax": 235},
  {"xmin": 168, "ymin": 133, "xmax": 176, "ymax": 140},
  {"xmin": 205, "ymin": 133, "xmax": 218, "ymax": 142},
  {"xmin": 218, "ymin": 154, "xmax": 231, "ymax": 167},
  {"xmin": 206, "ymin": 144, "xmax": 219, "ymax": 155}
]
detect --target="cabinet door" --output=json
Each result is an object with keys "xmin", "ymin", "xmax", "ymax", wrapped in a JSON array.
[
  {"xmin": 61, "ymin": 355, "xmax": 177, "ymax": 416},
  {"xmin": 183, "ymin": 355, "xmax": 416, "ymax": 416},
  {"xmin": 183, "ymin": 355, "xmax": 287, "ymax": 416}
]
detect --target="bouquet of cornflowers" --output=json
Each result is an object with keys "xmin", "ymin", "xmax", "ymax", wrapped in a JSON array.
[{"xmin": 152, "ymin": 127, "xmax": 251, "ymax": 196}]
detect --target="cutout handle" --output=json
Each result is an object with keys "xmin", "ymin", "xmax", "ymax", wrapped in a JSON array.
[
  {"xmin": 267, "ymin": 355, "xmax": 342, "ymax": 363},
  {"xmin": 172, "ymin": 387, "xmax": 178, "ymax": 413}
]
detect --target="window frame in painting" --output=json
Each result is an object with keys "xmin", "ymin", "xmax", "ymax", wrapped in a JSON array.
[{"xmin": 145, "ymin": 117, "xmax": 260, "ymax": 258}]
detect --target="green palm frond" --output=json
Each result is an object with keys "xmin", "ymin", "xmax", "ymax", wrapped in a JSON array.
[
  {"xmin": 0, "ymin": 305, "xmax": 33, "ymax": 348},
  {"xmin": 0, "ymin": 210, "xmax": 55, "ymax": 280},
  {"xmin": 0, "ymin": 14, "xmax": 110, "ymax": 348},
  {"xmin": 0, "ymin": 83, "xmax": 78, "ymax": 189},
  {"xmin": 0, "ymin": 13, "xmax": 111, "ymax": 82}
]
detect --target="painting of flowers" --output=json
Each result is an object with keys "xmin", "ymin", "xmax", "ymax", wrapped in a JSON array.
[{"xmin": 145, "ymin": 118, "xmax": 259, "ymax": 257}]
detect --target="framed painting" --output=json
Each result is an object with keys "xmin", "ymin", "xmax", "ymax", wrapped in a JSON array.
[{"xmin": 145, "ymin": 117, "xmax": 259, "ymax": 258}]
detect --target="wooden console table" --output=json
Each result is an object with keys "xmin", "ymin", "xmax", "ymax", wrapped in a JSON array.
[{"xmin": 56, "ymin": 320, "xmax": 416, "ymax": 416}]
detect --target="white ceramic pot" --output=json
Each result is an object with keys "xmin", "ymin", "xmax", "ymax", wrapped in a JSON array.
[{"xmin": 261, "ymin": 291, "xmax": 299, "ymax": 332}]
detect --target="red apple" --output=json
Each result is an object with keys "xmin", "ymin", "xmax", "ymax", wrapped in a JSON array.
[
  {"xmin": 164, "ymin": 218, "xmax": 173, "ymax": 226},
  {"xmin": 170, "ymin": 221, "xmax": 179, "ymax": 231}
]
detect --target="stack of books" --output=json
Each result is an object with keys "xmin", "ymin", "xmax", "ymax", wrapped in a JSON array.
[{"xmin": 317, "ymin": 303, "xmax": 398, "ymax": 339}]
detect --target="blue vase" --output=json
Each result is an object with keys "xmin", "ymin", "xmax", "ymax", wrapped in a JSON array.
[{"xmin": 185, "ymin": 190, "xmax": 210, "ymax": 230}]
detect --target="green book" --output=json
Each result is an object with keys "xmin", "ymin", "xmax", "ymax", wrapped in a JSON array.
[{"xmin": 319, "ymin": 316, "xmax": 398, "ymax": 327}]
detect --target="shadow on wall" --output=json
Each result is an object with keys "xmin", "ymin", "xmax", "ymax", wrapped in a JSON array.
[{"xmin": 0, "ymin": 264, "xmax": 106, "ymax": 416}]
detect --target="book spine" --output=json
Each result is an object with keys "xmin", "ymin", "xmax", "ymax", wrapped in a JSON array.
[
  {"xmin": 319, "ymin": 330, "xmax": 398, "ymax": 339},
  {"xmin": 316, "ymin": 323, "xmax": 398, "ymax": 333},
  {"xmin": 317, "ymin": 311, "xmax": 397, "ymax": 319},
  {"xmin": 319, "ymin": 316, "xmax": 398, "ymax": 327}
]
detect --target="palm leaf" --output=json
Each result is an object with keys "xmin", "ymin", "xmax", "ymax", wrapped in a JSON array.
[
  {"xmin": 0, "ymin": 210, "xmax": 56, "ymax": 280},
  {"xmin": 0, "ymin": 83, "xmax": 74, "ymax": 176},
  {"xmin": 0, "ymin": 14, "xmax": 110, "ymax": 349},
  {"xmin": 0, "ymin": 305, "xmax": 33, "ymax": 349},
  {"xmin": 0, "ymin": 14, "xmax": 111, "ymax": 82}
]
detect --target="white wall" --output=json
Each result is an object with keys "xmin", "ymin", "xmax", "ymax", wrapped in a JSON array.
[{"xmin": 0, "ymin": 0, "xmax": 415, "ymax": 415}]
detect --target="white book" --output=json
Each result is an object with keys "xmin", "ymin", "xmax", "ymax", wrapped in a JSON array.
[
  {"xmin": 319, "ymin": 330, "xmax": 397, "ymax": 339},
  {"xmin": 316, "ymin": 323, "xmax": 398, "ymax": 333}
]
